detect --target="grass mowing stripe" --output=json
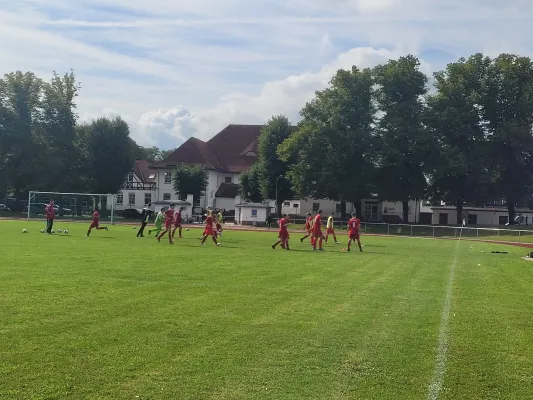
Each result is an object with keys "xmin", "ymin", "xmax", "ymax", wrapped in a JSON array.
[{"xmin": 427, "ymin": 229, "xmax": 463, "ymax": 400}]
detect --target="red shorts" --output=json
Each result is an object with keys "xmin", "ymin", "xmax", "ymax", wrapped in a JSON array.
[
  {"xmin": 204, "ymin": 226, "xmax": 214, "ymax": 236},
  {"xmin": 327, "ymin": 227, "xmax": 335, "ymax": 234},
  {"xmin": 174, "ymin": 222, "xmax": 182, "ymax": 228},
  {"xmin": 165, "ymin": 220, "xmax": 172, "ymax": 229},
  {"xmin": 90, "ymin": 221, "xmax": 99, "ymax": 229},
  {"xmin": 278, "ymin": 231, "xmax": 289, "ymax": 239},
  {"xmin": 313, "ymin": 230, "xmax": 323, "ymax": 237},
  {"xmin": 349, "ymin": 232, "xmax": 360, "ymax": 240}
]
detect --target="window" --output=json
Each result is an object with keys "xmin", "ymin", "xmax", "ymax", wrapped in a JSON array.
[
  {"xmin": 251, "ymin": 209, "xmax": 258, "ymax": 217},
  {"xmin": 164, "ymin": 172, "xmax": 172, "ymax": 183},
  {"xmin": 499, "ymin": 215, "xmax": 508, "ymax": 225},
  {"xmin": 467, "ymin": 214, "xmax": 477, "ymax": 225},
  {"xmin": 127, "ymin": 172, "xmax": 134, "ymax": 182},
  {"xmin": 283, "ymin": 201, "xmax": 290, "ymax": 206},
  {"xmin": 225, "ymin": 176, "xmax": 232, "ymax": 184},
  {"xmin": 144, "ymin": 193, "xmax": 151, "ymax": 205},
  {"xmin": 148, "ymin": 174, "xmax": 156, "ymax": 179},
  {"xmin": 293, "ymin": 203, "xmax": 298, "ymax": 208},
  {"xmin": 128, "ymin": 193, "xmax": 135, "ymax": 205},
  {"xmin": 163, "ymin": 193, "xmax": 171, "ymax": 201},
  {"xmin": 116, "ymin": 193, "xmax": 123, "ymax": 204},
  {"xmin": 312, "ymin": 202, "xmax": 320, "ymax": 212}
]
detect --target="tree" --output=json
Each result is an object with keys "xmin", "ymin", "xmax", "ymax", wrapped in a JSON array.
[
  {"xmin": 130, "ymin": 144, "xmax": 175, "ymax": 163},
  {"xmin": 40, "ymin": 71, "xmax": 81, "ymax": 192},
  {"xmin": 78, "ymin": 116, "xmax": 135, "ymax": 196},
  {"xmin": 0, "ymin": 71, "xmax": 44, "ymax": 201},
  {"xmin": 239, "ymin": 163, "xmax": 263, "ymax": 203},
  {"xmin": 279, "ymin": 67, "xmax": 376, "ymax": 219},
  {"xmin": 426, "ymin": 54, "xmax": 492, "ymax": 224},
  {"xmin": 257, "ymin": 115, "xmax": 294, "ymax": 216},
  {"xmin": 476, "ymin": 54, "xmax": 533, "ymax": 223},
  {"xmin": 173, "ymin": 164, "xmax": 208, "ymax": 202},
  {"xmin": 373, "ymin": 55, "xmax": 431, "ymax": 223}
]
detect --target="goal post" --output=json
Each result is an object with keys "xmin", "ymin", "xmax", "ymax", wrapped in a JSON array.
[{"xmin": 27, "ymin": 191, "xmax": 116, "ymax": 224}]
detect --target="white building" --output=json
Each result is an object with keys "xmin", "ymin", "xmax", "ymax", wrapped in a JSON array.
[
  {"xmin": 431, "ymin": 205, "xmax": 533, "ymax": 226},
  {"xmin": 235, "ymin": 203, "xmax": 272, "ymax": 226},
  {"xmin": 114, "ymin": 160, "xmax": 156, "ymax": 211},
  {"xmin": 150, "ymin": 125, "xmax": 262, "ymax": 214}
]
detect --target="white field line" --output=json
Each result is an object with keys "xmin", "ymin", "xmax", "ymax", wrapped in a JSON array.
[{"xmin": 427, "ymin": 228, "xmax": 462, "ymax": 400}]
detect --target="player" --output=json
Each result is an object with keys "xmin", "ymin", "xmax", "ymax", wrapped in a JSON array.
[
  {"xmin": 86, "ymin": 207, "xmax": 108, "ymax": 237},
  {"xmin": 347, "ymin": 213, "xmax": 363, "ymax": 252},
  {"xmin": 149, "ymin": 207, "xmax": 165, "ymax": 236},
  {"xmin": 171, "ymin": 207, "xmax": 184, "ymax": 239},
  {"xmin": 312, "ymin": 209, "xmax": 324, "ymax": 251},
  {"xmin": 300, "ymin": 212, "xmax": 314, "ymax": 244},
  {"xmin": 272, "ymin": 214, "xmax": 290, "ymax": 250},
  {"xmin": 45, "ymin": 199, "xmax": 55, "ymax": 234},
  {"xmin": 325, "ymin": 212, "xmax": 340, "ymax": 244},
  {"xmin": 157, "ymin": 204, "xmax": 176, "ymax": 244},
  {"xmin": 216, "ymin": 209, "xmax": 224, "ymax": 238},
  {"xmin": 201, "ymin": 210, "xmax": 220, "ymax": 247}
]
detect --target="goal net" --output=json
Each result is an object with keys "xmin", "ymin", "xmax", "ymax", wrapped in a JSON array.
[{"xmin": 27, "ymin": 191, "xmax": 116, "ymax": 224}]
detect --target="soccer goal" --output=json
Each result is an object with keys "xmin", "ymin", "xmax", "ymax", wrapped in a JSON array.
[{"xmin": 27, "ymin": 191, "xmax": 117, "ymax": 224}]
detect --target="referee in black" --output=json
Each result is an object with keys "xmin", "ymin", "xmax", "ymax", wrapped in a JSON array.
[{"xmin": 137, "ymin": 202, "xmax": 153, "ymax": 237}]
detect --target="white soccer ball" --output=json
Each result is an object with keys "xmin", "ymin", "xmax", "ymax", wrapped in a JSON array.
[
  {"xmin": 133, "ymin": 226, "xmax": 137, "ymax": 230},
  {"xmin": 40, "ymin": 229, "xmax": 45, "ymax": 233},
  {"xmin": 186, "ymin": 228, "xmax": 190, "ymax": 231},
  {"xmin": 51, "ymin": 229, "xmax": 55, "ymax": 234},
  {"xmin": 64, "ymin": 230, "xmax": 68, "ymax": 234},
  {"xmin": 22, "ymin": 229, "xmax": 27, "ymax": 233},
  {"xmin": 57, "ymin": 229, "xmax": 62, "ymax": 233}
]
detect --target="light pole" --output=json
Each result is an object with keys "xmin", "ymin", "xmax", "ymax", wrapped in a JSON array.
[{"xmin": 275, "ymin": 175, "xmax": 283, "ymax": 217}]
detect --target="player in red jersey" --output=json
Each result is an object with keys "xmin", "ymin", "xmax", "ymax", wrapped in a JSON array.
[
  {"xmin": 171, "ymin": 207, "xmax": 184, "ymax": 240},
  {"xmin": 272, "ymin": 214, "xmax": 290, "ymax": 250},
  {"xmin": 86, "ymin": 207, "xmax": 108, "ymax": 237},
  {"xmin": 312, "ymin": 209, "xmax": 324, "ymax": 251},
  {"xmin": 201, "ymin": 210, "xmax": 220, "ymax": 247},
  {"xmin": 347, "ymin": 212, "xmax": 363, "ymax": 252},
  {"xmin": 300, "ymin": 212, "xmax": 314, "ymax": 244},
  {"xmin": 157, "ymin": 204, "xmax": 175, "ymax": 244}
]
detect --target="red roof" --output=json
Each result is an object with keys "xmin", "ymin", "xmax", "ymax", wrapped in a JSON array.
[
  {"xmin": 133, "ymin": 160, "xmax": 156, "ymax": 183},
  {"xmin": 151, "ymin": 124, "xmax": 262, "ymax": 173}
]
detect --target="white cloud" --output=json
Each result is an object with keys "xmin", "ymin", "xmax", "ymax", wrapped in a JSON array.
[{"xmin": 1, "ymin": 0, "xmax": 532, "ymax": 149}]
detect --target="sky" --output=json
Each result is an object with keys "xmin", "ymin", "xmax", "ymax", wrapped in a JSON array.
[{"xmin": 1, "ymin": 0, "xmax": 532, "ymax": 150}]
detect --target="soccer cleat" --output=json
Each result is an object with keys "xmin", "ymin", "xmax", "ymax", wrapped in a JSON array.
[
  {"xmin": 105, "ymin": 227, "xmax": 108, "ymax": 231},
  {"xmin": 272, "ymin": 245, "xmax": 276, "ymax": 249},
  {"xmin": 300, "ymin": 238, "xmax": 304, "ymax": 243},
  {"xmin": 216, "ymin": 243, "xmax": 221, "ymax": 246},
  {"xmin": 319, "ymin": 248, "xmax": 325, "ymax": 251}
]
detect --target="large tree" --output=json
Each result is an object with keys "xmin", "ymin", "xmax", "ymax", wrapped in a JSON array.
[
  {"xmin": 78, "ymin": 116, "xmax": 135, "ymax": 195},
  {"xmin": 239, "ymin": 163, "xmax": 263, "ymax": 203},
  {"xmin": 257, "ymin": 115, "xmax": 294, "ymax": 216},
  {"xmin": 373, "ymin": 55, "xmax": 431, "ymax": 223},
  {"xmin": 173, "ymin": 164, "xmax": 208, "ymax": 202},
  {"xmin": 279, "ymin": 67, "xmax": 376, "ymax": 219},
  {"xmin": 0, "ymin": 71, "xmax": 44, "ymax": 201},
  {"xmin": 426, "ymin": 54, "xmax": 492, "ymax": 224},
  {"xmin": 477, "ymin": 54, "xmax": 533, "ymax": 223}
]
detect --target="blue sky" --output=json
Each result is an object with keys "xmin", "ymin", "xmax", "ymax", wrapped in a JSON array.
[{"xmin": 1, "ymin": 0, "xmax": 532, "ymax": 150}]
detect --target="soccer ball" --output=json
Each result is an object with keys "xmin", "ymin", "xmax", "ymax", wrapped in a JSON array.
[
  {"xmin": 22, "ymin": 229, "xmax": 27, "ymax": 233},
  {"xmin": 57, "ymin": 229, "xmax": 62, "ymax": 233},
  {"xmin": 51, "ymin": 229, "xmax": 55, "ymax": 234},
  {"xmin": 133, "ymin": 226, "xmax": 137, "ymax": 230},
  {"xmin": 186, "ymin": 228, "xmax": 190, "ymax": 231},
  {"xmin": 40, "ymin": 229, "xmax": 45, "ymax": 233},
  {"xmin": 64, "ymin": 230, "xmax": 69, "ymax": 234}
]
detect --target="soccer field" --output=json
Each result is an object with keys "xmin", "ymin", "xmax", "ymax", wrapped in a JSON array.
[{"xmin": 1, "ymin": 220, "xmax": 532, "ymax": 399}]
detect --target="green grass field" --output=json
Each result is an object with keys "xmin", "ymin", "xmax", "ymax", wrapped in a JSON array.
[{"xmin": 1, "ymin": 220, "xmax": 533, "ymax": 399}]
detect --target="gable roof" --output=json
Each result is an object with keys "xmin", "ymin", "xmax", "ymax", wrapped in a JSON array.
[
  {"xmin": 133, "ymin": 160, "xmax": 156, "ymax": 183},
  {"xmin": 215, "ymin": 183, "xmax": 239, "ymax": 198},
  {"xmin": 151, "ymin": 124, "xmax": 262, "ymax": 173}
]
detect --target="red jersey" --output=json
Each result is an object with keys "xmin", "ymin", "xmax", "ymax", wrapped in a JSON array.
[
  {"xmin": 278, "ymin": 218, "xmax": 288, "ymax": 233},
  {"xmin": 305, "ymin": 216, "xmax": 312, "ymax": 230},
  {"xmin": 348, "ymin": 217, "xmax": 360, "ymax": 234},
  {"xmin": 92, "ymin": 211, "xmax": 100, "ymax": 222},
  {"xmin": 174, "ymin": 211, "xmax": 182, "ymax": 224},
  {"xmin": 45, "ymin": 204, "xmax": 55, "ymax": 219},
  {"xmin": 165, "ymin": 209, "xmax": 174, "ymax": 220},
  {"xmin": 205, "ymin": 215, "xmax": 214, "ymax": 227},
  {"xmin": 313, "ymin": 214, "xmax": 322, "ymax": 232}
]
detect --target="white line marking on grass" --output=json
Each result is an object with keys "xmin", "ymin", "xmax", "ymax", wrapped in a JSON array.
[{"xmin": 427, "ymin": 229, "xmax": 463, "ymax": 400}]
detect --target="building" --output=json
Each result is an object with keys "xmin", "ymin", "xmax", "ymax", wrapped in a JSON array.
[
  {"xmin": 431, "ymin": 205, "xmax": 533, "ymax": 226},
  {"xmin": 150, "ymin": 124, "xmax": 262, "ymax": 212},
  {"xmin": 235, "ymin": 202, "xmax": 272, "ymax": 226},
  {"xmin": 114, "ymin": 160, "xmax": 157, "ymax": 211}
]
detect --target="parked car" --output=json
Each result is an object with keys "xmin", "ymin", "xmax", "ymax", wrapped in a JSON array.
[
  {"xmin": 0, "ymin": 204, "xmax": 11, "ymax": 211},
  {"xmin": 122, "ymin": 208, "xmax": 142, "ymax": 220}
]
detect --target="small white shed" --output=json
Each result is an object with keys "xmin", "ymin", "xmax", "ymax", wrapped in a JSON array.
[{"xmin": 235, "ymin": 203, "xmax": 271, "ymax": 226}]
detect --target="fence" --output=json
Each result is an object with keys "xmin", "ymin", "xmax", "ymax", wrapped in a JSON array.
[{"xmin": 230, "ymin": 216, "xmax": 533, "ymax": 244}]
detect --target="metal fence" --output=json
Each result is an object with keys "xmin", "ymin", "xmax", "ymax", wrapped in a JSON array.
[{"xmin": 229, "ymin": 216, "xmax": 533, "ymax": 244}]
